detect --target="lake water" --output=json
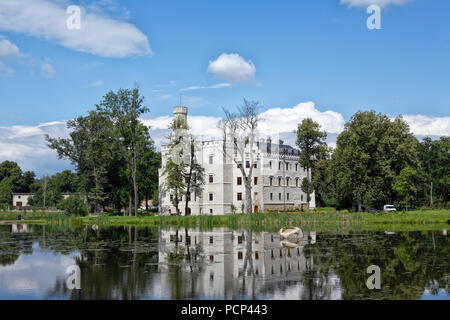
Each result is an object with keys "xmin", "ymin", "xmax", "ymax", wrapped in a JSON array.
[{"xmin": 0, "ymin": 224, "xmax": 448, "ymax": 300}]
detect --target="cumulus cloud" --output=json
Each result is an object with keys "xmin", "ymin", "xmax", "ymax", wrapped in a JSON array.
[
  {"xmin": 340, "ymin": 0, "xmax": 410, "ymax": 8},
  {"xmin": 180, "ymin": 82, "xmax": 231, "ymax": 92},
  {"xmin": 0, "ymin": 0, "xmax": 152, "ymax": 58},
  {"xmin": 207, "ymin": 53, "xmax": 256, "ymax": 83},
  {"xmin": 259, "ymin": 102, "xmax": 345, "ymax": 135},
  {"xmin": 0, "ymin": 36, "xmax": 22, "ymax": 60},
  {"xmin": 401, "ymin": 114, "xmax": 450, "ymax": 136},
  {"xmin": 87, "ymin": 80, "xmax": 104, "ymax": 88}
]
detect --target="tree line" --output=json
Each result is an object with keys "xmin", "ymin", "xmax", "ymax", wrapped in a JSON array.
[{"xmin": 298, "ymin": 111, "xmax": 449, "ymax": 211}]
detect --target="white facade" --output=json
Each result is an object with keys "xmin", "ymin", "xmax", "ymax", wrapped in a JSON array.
[
  {"xmin": 158, "ymin": 107, "xmax": 315, "ymax": 216},
  {"xmin": 12, "ymin": 193, "xmax": 34, "ymax": 208}
]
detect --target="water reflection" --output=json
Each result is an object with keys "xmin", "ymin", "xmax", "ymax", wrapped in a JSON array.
[{"xmin": 0, "ymin": 225, "xmax": 448, "ymax": 300}]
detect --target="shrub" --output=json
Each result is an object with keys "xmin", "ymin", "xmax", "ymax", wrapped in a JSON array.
[
  {"xmin": 59, "ymin": 196, "xmax": 87, "ymax": 216},
  {"xmin": 340, "ymin": 209, "xmax": 349, "ymax": 214}
]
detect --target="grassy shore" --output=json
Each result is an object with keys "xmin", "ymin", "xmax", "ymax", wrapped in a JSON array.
[
  {"xmin": 2, "ymin": 209, "xmax": 449, "ymax": 232},
  {"xmin": 75, "ymin": 209, "xmax": 450, "ymax": 232}
]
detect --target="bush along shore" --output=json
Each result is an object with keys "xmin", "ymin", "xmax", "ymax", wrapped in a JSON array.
[{"xmin": 1, "ymin": 209, "xmax": 449, "ymax": 232}]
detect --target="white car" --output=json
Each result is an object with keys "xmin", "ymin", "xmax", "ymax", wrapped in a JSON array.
[{"xmin": 383, "ymin": 205, "xmax": 397, "ymax": 212}]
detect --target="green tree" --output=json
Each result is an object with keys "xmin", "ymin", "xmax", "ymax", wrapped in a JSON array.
[
  {"xmin": 392, "ymin": 166, "xmax": 417, "ymax": 210},
  {"xmin": 0, "ymin": 179, "xmax": 13, "ymax": 205},
  {"xmin": 296, "ymin": 118, "xmax": 327, "ymax": 209},
  {"xmin": 331, "ymin": 111, "xmax": 419, "ymax": 211},
  {"xmin": 97, "ymin": 87, "xmax": 150, "ymax": 216}
]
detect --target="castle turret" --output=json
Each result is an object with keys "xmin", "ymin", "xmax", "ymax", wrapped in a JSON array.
[{"xmin": 173, "ymin": 106, "xmax": 188, "ymax": 124}]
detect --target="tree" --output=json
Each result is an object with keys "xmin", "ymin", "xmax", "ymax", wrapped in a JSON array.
[
  {"xmin": 97, "ymin": 87, "xmax": 150, "ymax": 216},
  {"xmin": 46, "ymin": 111, "xmax": 114, "ymax": 214},
  {"xmin": 331, "ymin": 111, "xmax": 419, "ymax": 211},
  {"xmin": 0, "ymin": 179, "xmax": 13, "ymax": 205},
  {"xmin": 392, "ymin": 167, "xmax": 417, "ymax": 210},
  {"xmin": 296, "ymin": 118, "xmax": 327, "ymax": 209},
  {"xmin": 183, "ymin": 135, "xmax": 205, "ymax": 215},
  {"xmin": 219, "ymin": 99, "xmax": 260, "ymax": 214},
  {"xmin": 162, "ymin": 117, "xmax": 189, "ymax": 215}
]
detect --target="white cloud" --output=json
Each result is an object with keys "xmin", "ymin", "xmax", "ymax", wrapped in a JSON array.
[
  {"xmin": 401, "ymin": 114, "xmax": 450, "ymax": 136},
  {"xmin": 40, "ymin": 59, "xmax": 55, "ymax": 78},
  {"xmin": 180, "ymin": 82, "xmax": 231, "ymax": 92},
  {"xmin": 87, "ymin": 79, "xmax": 104, "ymax": 88},
  {"xmin": 340, "ymin": 0, "xmax": 410, "ymax": 8},
  {"xmin": 259, "ymin": 102, "xmax": 345, "ymax": 135},
  {"xmin": 157, "ymin": 94, "xmax": 172, "ymax": 100},
  {"xmin": 0, "ymin": 0, "xmax": 152, "ymax": 58},
  {"xmin": 0, "ymin": 36, "xmax": 21, "ymax": 60},
  {"xmin": 207, "ymin": 53, "xmax": 256, "ymax": 83}
]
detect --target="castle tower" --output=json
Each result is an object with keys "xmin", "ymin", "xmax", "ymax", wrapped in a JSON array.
[{"xmin": 173, "ymin": 106, "xmax": 188, "ymax": 124}]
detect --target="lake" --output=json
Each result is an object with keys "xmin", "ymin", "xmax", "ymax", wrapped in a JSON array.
[{"xmin": 0, "ymin": 224, "xmax": 448, "ymax": 300}]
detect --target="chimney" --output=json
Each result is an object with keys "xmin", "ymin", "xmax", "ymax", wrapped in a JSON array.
[{"xmin": 173, "ymin": 106, "xmax": 188, "ymax": 124}]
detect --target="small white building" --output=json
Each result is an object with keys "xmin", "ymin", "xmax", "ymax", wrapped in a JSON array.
[
  {"xmin": 12, "ymin": 193, "xmax": 34, "ymax": 208},
  {"xmin": 158, "ymin": 107, "xmax": 315, "ymax": 215}
]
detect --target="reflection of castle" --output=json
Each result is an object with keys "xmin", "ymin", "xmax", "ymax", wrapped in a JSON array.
[{"xmin": 158, "ymin": 228, "xmax": 322, "ymax": 299}]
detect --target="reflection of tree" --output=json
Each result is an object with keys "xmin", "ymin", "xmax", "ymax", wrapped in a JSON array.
[
  {"xmin": 0, "ymin": 225, "xmax": 33, "ymax": 266},
  {"xmin": 43, "ymin": 225, "xmax": 159, "ymax": 299},
  {"xmin": 302, "ymin": 231, "xmax": 449, "ymax": 299}
]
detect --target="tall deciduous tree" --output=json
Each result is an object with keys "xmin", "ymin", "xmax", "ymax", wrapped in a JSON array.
[
  {"xmin": 97, "ymin": 88, "xmax": 149, "ymax": 216},
  {"xmin": 219, "ymin": 99, "xmax": 260, "ymax": 214},
  {"xmin": 331, "ymin": 111, "xmax": 419, "ymax": 211},
  {"xmin": 296, "ymin": 118, "xmax": 327, "ymax": 209}
]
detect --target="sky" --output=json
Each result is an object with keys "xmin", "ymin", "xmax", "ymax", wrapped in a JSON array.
[{"xmin": 0, "ymin": 0, "xmax": 449, "ymax": 176}]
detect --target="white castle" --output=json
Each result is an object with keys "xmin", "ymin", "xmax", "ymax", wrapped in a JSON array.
[{"xmin": 158, "ymin": 106, "xmax": 315, "ymax": 215}]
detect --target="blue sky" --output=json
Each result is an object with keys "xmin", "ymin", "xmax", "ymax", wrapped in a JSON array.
[{"xmin": 0, "ymin": 0, "xmax": 449, "ymax": 175}]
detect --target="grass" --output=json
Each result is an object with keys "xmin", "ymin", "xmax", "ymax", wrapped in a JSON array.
[
  {"xmin": 75, "ymin": 209, "xmax": 450, "ymax": 232},
  {"xmin": 4, "ymin": 208, "xmax": 449, "ymax": 232}
]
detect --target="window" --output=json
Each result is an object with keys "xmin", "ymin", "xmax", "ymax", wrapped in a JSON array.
[
  {"xmin": 301, "ymin": 194, "xmax": 304, "ymax": 201},
  {"xmin": 270, "ymin": 177, "xmax": 273, "ymax": 186},
  {"xmin": 270, "ymin": 193, "xmax": 273, "ymax": 200},
  {"xmin": 210, "ymin": 209, "xmax": 213, "ymax": 214},
  {"xmin": 186, "ymin": 236, "xmax": 191, "ymax": 245},
  {"xmin": 278, "ymin": 178, "xmax": 282, "ymax": 186},
  {"xmin": 237, "ymin": 192, "xmax": 242, "ymax": 201},
  {"xmin": 295, "ymin": 163, "xmax": 298, "ymax": 171},
  {"xmin": 255, "ymin": 252, "xmax": 259, "ymax": 260},
  {"xmin": 296, "ymin": 178, "xmax": 299, "ymax": 187},
  {"xmin": 254, "ymin": 177, "xmax": 258, "ymax": 185},
  {"xmin": 286, "ymin": 178, "xmax": 290, "ymax": 186},
  {"xmin": 209, "ymin": 236, "xmax": 214, "ymax": 244},
  {"xmin": 278, "ymin": 162, "xmax": 281, "ymax": 170},
  {"xmin": 279, "ymin": 193, "xmax": 282, "ymax": 200},
  {"xmin": 210, "ymin": 255, "xmax": 214, "ymax": 262},
  {"xmin": 237, "ymin": 177, "xmax": 242, "ymax": 185},
  {"xmin": 238, "ymin": 236, "xmax": 243, "ymax": 244},
  {"xmin": 286, "ymin": 162, "xmax": 289, "ymax": 171},
  {"xmin": 209, "ymin": 175, "xmax": 213, "ymax": 183},
  {"xmin": 169, "ymin": 209, "xmax": 171, "ymax": 214},
  {"xmin": 209, "ymin": 193, "xmax": 213, "ymax": 201},
  {"xmin": 238, "ymin": 252, "xmax": 243, "ymax": 260},
  {"xmin": 287, "ymin": 193, "xmax": 290, "ymax": 200},
  {"xmin": 209, "ymin": 155, "xmax": 214, "ymax": 164},
  {"xmin": 253, "ymin": 163, "xmax": 257, "ymax": 169},
  {"xmin": 170, "ymin": 194, "xmax": 174, "ymax": 201},
  {"xmin": 185, "ymin": 177, "xmax": 189, "ymax": 183},
  {"xmin": 186, "ymin": 193, "xmax": 191, "ymax": 201},
  {"xmin": 246, "ymin": 161, "xmax": 250, "ymax": 168},
  {"xmin": 237, "ymin": 163, "xmax": 242, "ymax": 169},
  {"xmin": 269, "ymin": 161, "xmax": 272, "ymax": 169}
]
